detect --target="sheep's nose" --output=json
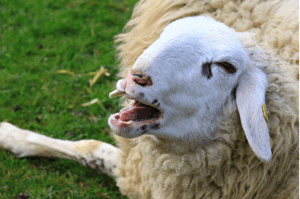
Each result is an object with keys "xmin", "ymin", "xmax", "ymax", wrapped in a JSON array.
[{"xmin": 132, "ymin": 73, "xmax": 153, "ymax": 86}]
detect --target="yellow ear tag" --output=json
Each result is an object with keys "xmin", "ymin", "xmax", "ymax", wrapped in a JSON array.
[{"xmin": 262, "ymin": 103, "xmax": 269, "ymax": 123}]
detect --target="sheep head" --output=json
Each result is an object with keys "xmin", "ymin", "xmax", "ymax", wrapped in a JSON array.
[{"xmin": 108, "ymin": 16, "xmax": 272, "ymax": 162}]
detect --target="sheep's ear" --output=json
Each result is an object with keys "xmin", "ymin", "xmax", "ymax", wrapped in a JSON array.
[{"xmin": 236, "ymin": 67, "xmax": 272, "ymax": 162}]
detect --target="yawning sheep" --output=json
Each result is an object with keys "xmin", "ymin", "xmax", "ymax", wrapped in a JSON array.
[
  {"xmin": 109, "ymin": 17, "xmax": 298, "ymax": 199},
  {"xmin": 0, "ymin": 0, "xmax": 298, "ymax": 198}
]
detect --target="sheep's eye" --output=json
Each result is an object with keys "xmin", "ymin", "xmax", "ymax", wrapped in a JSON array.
[
  {"xmin": 216, "ymin": 62, "xmax": 236, "ymax": 74},
  {"xmin": 132, "ymin": 74, "xmax": 144, "ymax": 78}
]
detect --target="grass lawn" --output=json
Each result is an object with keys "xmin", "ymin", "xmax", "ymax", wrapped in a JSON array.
[{"xmin": 0, "ymin": 0, "xmax": 139, "ymax": 198}]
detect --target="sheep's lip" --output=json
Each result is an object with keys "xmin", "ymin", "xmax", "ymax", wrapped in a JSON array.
[{"xmin": 110, "ymin": 97, "xmax": 162, "ymax": 128}]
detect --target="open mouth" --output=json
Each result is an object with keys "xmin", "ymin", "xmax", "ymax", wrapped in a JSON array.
[{"xmin": 111, "ymin": 99, "xmax": 162, "ymax": 127}]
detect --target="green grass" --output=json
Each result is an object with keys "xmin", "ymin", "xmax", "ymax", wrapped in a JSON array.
[{"xmin": 0, "ymin": 0, "xmax": 139, "ymax": 198}]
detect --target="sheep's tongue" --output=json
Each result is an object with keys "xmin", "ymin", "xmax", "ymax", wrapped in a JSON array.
[{"xmin": 120, "ymin": 106, "xmax": 154, "ymax": 122}]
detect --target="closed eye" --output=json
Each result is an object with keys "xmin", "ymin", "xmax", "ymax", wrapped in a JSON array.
[
  {"xmin": 215, "ymin": 62, "xmax": 236, "ymax": 74},
  {"xmin": 132, "ymin": 74, "xmax": 144, "ymax": 78}
]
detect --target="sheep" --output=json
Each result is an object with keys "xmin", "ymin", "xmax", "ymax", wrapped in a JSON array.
[
  {"xmin": 0, "ymin": 0, "xmax": 298, "ymax": 198},
  {"xmin": 108, "ymin": 18, "xmax": 299, "ymax": 199}
]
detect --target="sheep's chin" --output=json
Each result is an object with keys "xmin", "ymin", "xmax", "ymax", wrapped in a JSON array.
[{"xmin": 108, "ymin": 101, "xmax": 162, "ymax": 138}]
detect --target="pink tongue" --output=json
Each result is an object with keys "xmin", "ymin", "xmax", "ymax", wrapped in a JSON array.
[{"xmin": 120, "ymin": 106, "xmax": 151, "ymax": 122}]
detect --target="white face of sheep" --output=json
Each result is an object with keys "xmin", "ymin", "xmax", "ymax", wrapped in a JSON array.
[{"xmin": 108, "ymin": 16, "xmax": 272, "ymax": 162}]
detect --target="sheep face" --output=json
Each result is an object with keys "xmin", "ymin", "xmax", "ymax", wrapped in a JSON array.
[{"xmin": 109, "ymin": 16, "xmax": 272, "ymax": 161}]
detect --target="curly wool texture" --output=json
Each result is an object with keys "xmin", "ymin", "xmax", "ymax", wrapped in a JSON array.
[{"xmin": 113, "ymin": 0, "xmax": 299, "ymax": 198}]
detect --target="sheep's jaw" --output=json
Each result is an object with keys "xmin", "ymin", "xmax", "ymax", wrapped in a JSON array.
[{"xmin": 110, "ymin": 99, "xmax": 162, "ymax": 129}]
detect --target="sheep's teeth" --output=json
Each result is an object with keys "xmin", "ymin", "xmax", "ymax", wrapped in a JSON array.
[{"xmin": 109, "ymin": 89, "xmax": 125, "ymax": 98}]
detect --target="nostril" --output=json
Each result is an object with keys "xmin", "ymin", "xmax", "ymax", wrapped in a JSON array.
[{"xmin": 132, "ymin": 74, "xmax": 153, "ymax": 86}]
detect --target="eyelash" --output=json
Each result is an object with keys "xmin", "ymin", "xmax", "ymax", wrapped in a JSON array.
[{"xmin": 215, "ymin": 62, "xmax": 236, "ymax": 74}]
